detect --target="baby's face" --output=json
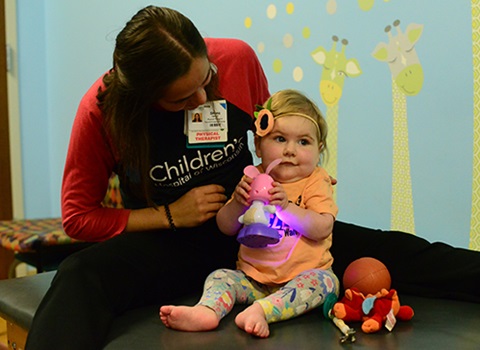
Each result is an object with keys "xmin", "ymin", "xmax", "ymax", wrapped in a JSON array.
[{"xmin": 256, "ymin": 115, "xmax": 321, "ymax": 183}]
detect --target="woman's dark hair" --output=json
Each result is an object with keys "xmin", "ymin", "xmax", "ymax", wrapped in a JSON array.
[{"xmin": 97, "ymin": 6, "xmax": 217, "ymax": 204}]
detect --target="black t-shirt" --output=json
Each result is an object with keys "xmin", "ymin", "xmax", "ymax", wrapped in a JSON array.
[{"xmin": 121, "ymin": 101, "xmax": 253, "ymax": 208}]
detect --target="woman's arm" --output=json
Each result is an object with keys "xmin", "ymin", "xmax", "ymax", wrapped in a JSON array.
[
  {"xmin": 61, "ymin": 78, "xmax": 131, "ymax": 241},
  {"xmin": 127, "ymin": 184, "xmax": 228, "ymax": 232}
]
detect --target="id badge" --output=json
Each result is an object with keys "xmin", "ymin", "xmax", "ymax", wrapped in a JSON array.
[{"xmin": 185, "ymin": 100, "xmax": 228, "ymax": 148}]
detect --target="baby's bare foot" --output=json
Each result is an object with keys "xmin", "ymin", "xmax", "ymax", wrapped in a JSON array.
[
  {"xmin": 235, "ymin": 303, "xmax": 270, "ymax": 338},
  {"xmin": 159, "ymin": 305, "xmax": 219, "ymax": 332}
]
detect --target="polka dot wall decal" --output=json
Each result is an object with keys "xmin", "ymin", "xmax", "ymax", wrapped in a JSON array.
[
  {"xmin": 267, "ymin": 4, "xmax": 277, "ymax": 19},
  {"xmin": 286, "ymin": 2, "xmax": 295, "ymax": 14},
  {"xmin": 358, "ymin": 0, "xmax": 375, "ymax": 11},
  {"xmin": 302, "ymin": 27, "xmax": 311, "ymax": 39},
  {"xmin": 244, "ymin": 17, "xmax": 252, "ymax": 28},
  {"xmin": 326, "ymin": 0, "xmax": 337, "ymax": 14},
  {"xmin": 257, "ymin": 42, "xmax": 265, "ymax": 53},
  {"xmin": 273, "ymin": 58, "xmax": 283, "ymax": 73},
  {"xmin": 293, "ymin": 67, "xmax": 303, "ymax": 82},
  {"xmin": 283, "ymin": 33, "xmax": 294, "ymax": 48}
]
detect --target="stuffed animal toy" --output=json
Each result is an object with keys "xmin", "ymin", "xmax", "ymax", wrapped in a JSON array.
[{"xmin": 333, "ymin": 288, "xmax": 414, "ymax": 333}]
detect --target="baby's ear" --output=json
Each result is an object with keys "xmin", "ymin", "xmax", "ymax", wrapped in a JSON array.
[{"xmin": 244, "ymin": 165, "xmax": 260, "ymax": 178}]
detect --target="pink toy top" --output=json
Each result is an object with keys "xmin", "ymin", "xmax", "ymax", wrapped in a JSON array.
[{"xmin": 243, "ymin": 159, "xmax": 281, "ymax": 203}]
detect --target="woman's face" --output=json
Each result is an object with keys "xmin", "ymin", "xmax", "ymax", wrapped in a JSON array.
[{"xmin": 156, "ymin": 57, "xmax": 212, "ymax": 112}]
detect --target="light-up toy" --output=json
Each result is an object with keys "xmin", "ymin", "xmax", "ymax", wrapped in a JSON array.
[{"xmin": 237, "ymin": 159, "xmax": 282, "ymax": 248}]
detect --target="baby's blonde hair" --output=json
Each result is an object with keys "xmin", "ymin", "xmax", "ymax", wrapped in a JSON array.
[{"xmin": 265, "ymin": 89, "xmax": 328, "ymax": 162}]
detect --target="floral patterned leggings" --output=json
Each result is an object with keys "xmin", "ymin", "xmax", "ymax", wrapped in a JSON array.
[{"xmin": 197, "ymin": 268, "xmax": 339, "ymax": 323}]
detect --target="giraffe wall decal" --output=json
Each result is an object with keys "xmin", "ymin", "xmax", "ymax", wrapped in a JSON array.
[
  {"xmin": 471, "ymin": 0, "xmax": 480, "ymax": 251},
  {"xmin": 372, "ymin": 20, "xmax": 424, "ymax": 234},
  {"xmin": 311, "ymin": 36, "xmax": 362, "ymax": 186}
]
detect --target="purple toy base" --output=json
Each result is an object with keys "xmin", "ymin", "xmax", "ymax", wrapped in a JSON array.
[{"xmin": 237, "ymin": 223, "xmax": 281, "ymax": 248}]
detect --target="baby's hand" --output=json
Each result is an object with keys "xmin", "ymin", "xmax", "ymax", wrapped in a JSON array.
[
  {"xmin": 269, "ymin": 182, "xmax": 289, "ymax": 210},
  {"xmin": 233, "ymin": 176, "xmax": 253, "ymax": 207}
]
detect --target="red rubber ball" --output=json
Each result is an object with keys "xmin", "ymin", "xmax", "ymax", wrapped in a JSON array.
[{"xmin": 343, "ymin": 257, "xmax": 391, "ymax": 295}]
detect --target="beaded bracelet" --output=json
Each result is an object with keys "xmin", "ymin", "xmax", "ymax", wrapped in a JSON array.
[{"xmin": 164, "ymin": 204, "xmax": 176, "ymax": 232}]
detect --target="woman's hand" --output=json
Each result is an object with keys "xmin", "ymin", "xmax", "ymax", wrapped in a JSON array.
[{"xmin": 169, "ymin": 184, "xmax": 227, "ymax": 228}]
